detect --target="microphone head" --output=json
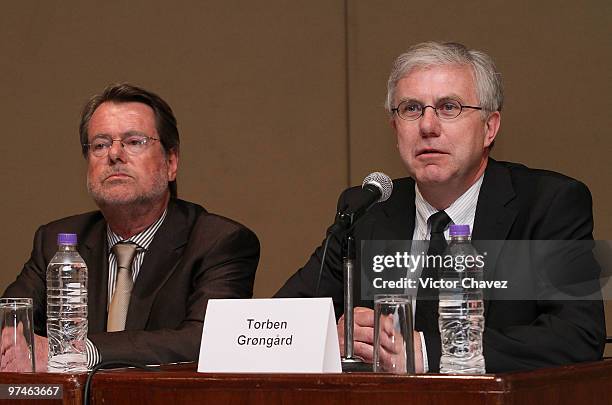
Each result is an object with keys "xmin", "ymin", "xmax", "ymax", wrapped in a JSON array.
[{"xmin": 362, "ymin": 172, "xmax": 393, "ymax": 203}]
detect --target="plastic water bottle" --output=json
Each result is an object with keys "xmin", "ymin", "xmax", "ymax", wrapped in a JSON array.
[
  {"xmin": 46, "ymin": 233, "xmax": 88, "ymax": 372},
  {"xmin": 438, "ymin": 224, "xmax": 485, "ymax": 374}
]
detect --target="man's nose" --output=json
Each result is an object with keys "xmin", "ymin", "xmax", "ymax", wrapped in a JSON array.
[
  {"xmin": 419, "ymin": 107, "xmax": 441, "ymax": 137},
  {"xmin": 108, "ymin": 140, "xmax": 127, "ymax": 162}
]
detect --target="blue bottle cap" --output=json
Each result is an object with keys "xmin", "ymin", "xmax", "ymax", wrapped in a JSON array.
[
  {"xmin": 449, "ymin": 224, "xmax": 470, "ymax": 237},
  {"xmin": 57, "ymin": 233, "xmax": 77, "ymax": 245}
]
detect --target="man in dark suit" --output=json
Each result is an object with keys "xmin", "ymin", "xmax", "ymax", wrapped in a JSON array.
[
  {"xmin": 275, "ymin": 42, "xmax": 606, "ymax": 372},
  {"xmin": 2, "ymin": 83, "xmax": 259, "ymax": 371}
]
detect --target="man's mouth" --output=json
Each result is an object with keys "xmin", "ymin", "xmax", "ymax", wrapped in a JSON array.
[
  {"xmin": 104, "ymin": 172, "xmax": 132, "ymax": 181},
  {"xmin": 416, "ymin": 148, "xmax": 448, "ymax": 157}
]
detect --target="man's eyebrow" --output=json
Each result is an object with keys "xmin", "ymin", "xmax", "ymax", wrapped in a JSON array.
[
  {"xmin": 435, "ymin": 94, "xmax": 466, "ymax": 103},
  {"xmin": 91, "ymin": 133, "xmax": 111, "ymax": 140},
  {"xmin": 396, "ymin": 94, "xmax": 469, "ymax": 105},
  {"xmin": 122, "ymin": 130, "xmax": 149, "ymax": 137},
  {"xmin": 396, "ymin": 97, "xmax": 422, "ymax": 104},
  {"xmin": 91, "ymin": 130, "xmax": 149, "ymax": 139}
]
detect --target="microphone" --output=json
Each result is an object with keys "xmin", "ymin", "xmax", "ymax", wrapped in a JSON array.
[
  {"xmin": 315, "ymin": 171, "xmax": 393, "ymax": 294},
  {"xmin": 315, "ymin": 172, "xmax": 392, "ymax": 371},
  {"xmin": 329, "ymin": 172, "xmax": 393, "ymax": 235},
  {"xmin": 358, "ymin": 171, "xmax": 393, "ymax": 208}
]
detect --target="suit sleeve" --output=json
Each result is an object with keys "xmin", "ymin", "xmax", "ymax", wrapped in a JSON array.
[
  {"xmin": 88, "ymin": 217, "xmax": 260, "ymax": 365},
  {"xmin": 477, "ymin": 180, "xmax": 605, "ymax": 372}
]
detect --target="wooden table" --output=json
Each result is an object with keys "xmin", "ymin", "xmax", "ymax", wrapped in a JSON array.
[
  {"xmin": 0, "ymin": 360, "xmax": 610, "ymax": 404},
  {"xmin": 90, "ymin": 360, "xmax": 612, "ymax": 405}
]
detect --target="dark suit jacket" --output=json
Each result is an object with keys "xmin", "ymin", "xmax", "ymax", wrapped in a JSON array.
[
  {"xmin": 275, "ymin": 159, "xmax": 606, "ymax": 372},
  {"xmin": 4, "ymin": 198, "xmax": 260, "ymax": 365}
]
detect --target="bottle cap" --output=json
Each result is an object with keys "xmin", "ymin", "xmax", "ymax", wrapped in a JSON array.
[
  {"xmin": 57, "ymin": 233, "xmax": 78, "ymax": 245},
  {"xmin": 449, "ymin": 224, "xmax": 470, "ymax": 237}
]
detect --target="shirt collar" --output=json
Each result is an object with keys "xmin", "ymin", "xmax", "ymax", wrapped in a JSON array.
[
  {"xmin": 414, "ymin": 174, "xmax": 484, "ymax": 227},
  {"xmin": 106, "ymin": 209, "xmax": 168, "ymax": 252}
]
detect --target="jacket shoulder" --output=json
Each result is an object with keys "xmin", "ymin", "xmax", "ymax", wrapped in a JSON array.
[
  {"xmin": 494, "ymin": 160, "xmax": 591, "ymax": 197},
  {"xmin": 174, "ymin": 198, "xmax": 259, "ymax": 248},
  {"xmin": 37, "ymin": 211, "xmax": 105, "ymax": 236},
  {"xmin": 200, "ymin": 211, "xmax": 258, "ymax": 238}
]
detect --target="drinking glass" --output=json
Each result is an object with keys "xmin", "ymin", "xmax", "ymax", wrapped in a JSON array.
[
  {"xmin": 373, "ymin": 294, "xmax": 414, "ymax": 373},
  {"xmin": 0, "ymin": 298, "xmax": 35, "ymax": 372}
]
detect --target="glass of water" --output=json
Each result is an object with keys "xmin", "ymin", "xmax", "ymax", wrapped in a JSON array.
[
  {"xmin": 0, "ymin": 298, "xmax": 35, "ymax": 372},
  {"xmin": 373, "ymin": 294, "xmax": 414, "ymax": 374}
]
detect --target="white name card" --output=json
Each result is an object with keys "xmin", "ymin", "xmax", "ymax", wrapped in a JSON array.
[{"xmin": 198, "ymin": 298, "xmax": 341, "ymax": 373}]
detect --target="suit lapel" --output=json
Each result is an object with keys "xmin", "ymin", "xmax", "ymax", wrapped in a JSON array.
[
  {"xmin": 472, "ymin": 159, "xmax": 518, "ymax": 312},
  {"xmin": 473, "ymin": 159, "xmax": 517, "ymax": 242},
  {"xmin": 125, "ymin": 200, "xmax": 190, "ymax": 331},
  {"xmin": 81, "ymin": 219, "xmax": 109, "ymax": 334}
]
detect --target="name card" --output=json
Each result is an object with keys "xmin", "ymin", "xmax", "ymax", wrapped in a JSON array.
[{"xmin": 198, "ymin": 298, "xmax": 341, "ymax": 373}]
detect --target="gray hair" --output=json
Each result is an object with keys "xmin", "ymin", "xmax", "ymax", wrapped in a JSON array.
[{"xmin": 385, "ymin": 42, "xmax": 504, "ymax": 118}]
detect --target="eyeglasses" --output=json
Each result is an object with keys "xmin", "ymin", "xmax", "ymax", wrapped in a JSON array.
[
  {"xmin": 83, "ymin": 135, "xmax": 160, "ymax": 157},
  {"xmin": 391, "ymin": 99, "xmax": 482, "ymax": 121}
]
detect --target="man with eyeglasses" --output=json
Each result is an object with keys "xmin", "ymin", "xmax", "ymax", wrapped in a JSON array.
[
  {"xmin": 2, "ymin": 83, "xmax": 260, "ymax": 371},
  {"xmin": 276, "ymin": 42, "xmax": 605, "ymax": 372}
]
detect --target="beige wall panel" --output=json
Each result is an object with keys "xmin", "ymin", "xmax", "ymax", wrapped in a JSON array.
[
  {"xmin": 346, "ymin": 0, "xmax": 611, "ymax": 356},
  {"xmin": 0, "ymin": 1, "xmax": 347, "ymax": 299}
]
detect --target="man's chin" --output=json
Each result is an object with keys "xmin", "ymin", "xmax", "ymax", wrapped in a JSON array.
[
  {"xmin": 90, "ymin": 193, "xmax": 142, "ymax": 207},
  {"xmin": 89, "ymin": 187, "xmax": 149, "ymax": 206},
  {"xmin": 89, "ymin": 186, "xmax": 170, "ymax": 208},
  {"xmin": 413, "ymin": 168, "xmax": 454, "ymax": 186}
]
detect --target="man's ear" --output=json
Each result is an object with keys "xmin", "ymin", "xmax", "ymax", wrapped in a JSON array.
[
  {"xmin": 166, "ymin": 149, "xmax": 179, "ymax": 181},
  {"xmin": 483, "ymin": 111, "xmax": 501, "ymax": 148}
]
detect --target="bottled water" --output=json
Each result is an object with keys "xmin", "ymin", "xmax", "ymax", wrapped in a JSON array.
[
  {"xmin": 46, "ymin": 233, "xmax": 88, "ymax": 372},
  {"xmin": 439, "ymin": 224, "xmax": 485, "ymax": 374}
]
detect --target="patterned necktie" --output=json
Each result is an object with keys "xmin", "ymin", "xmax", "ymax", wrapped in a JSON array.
[
  {"xmin": 415, "ymin": 211, "xmax": 452, "ymax": 333},
  {"xmin": 107, "ymin": 242, "xmax": 139, "ymax": 332}
]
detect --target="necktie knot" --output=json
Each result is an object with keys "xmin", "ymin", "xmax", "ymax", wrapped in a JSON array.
[
  {"xmin": 428, "ymin": 211, "xmax": 451, "ymax": 235},
  {"xmin": 112, "ymin": 242, "xmax": 139, "ymax": 272}
]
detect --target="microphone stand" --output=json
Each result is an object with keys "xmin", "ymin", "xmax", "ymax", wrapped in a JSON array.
[{"xmin": 338, "ymin": 212, "xmax": 372, "ymax": 372}]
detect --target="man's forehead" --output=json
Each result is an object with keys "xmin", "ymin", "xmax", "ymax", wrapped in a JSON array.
[
  {"xmin": 91, "ymin": 101, "xmax": 155, "ymax": 119},
  {"xmin": 88, "ymin": 101, "xmax": 157, "ymax": 136},
  {"xmin": 396, "ymin": 64, "xmax": 476, "ymax": 100}
]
